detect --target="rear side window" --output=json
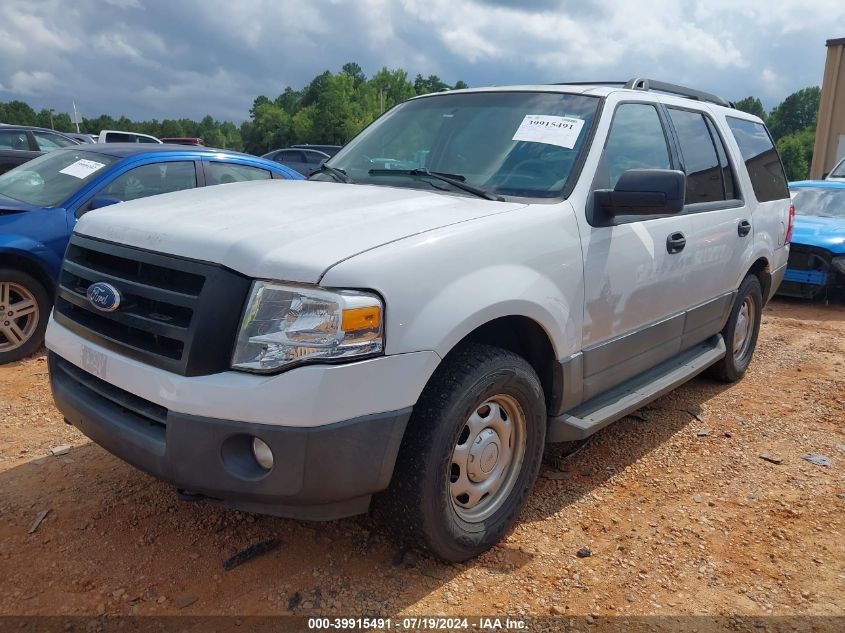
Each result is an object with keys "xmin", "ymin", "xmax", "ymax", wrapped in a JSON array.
[
  {"xmin": 668, "ymin": 108, "xmax": 737, "ymax": 204},
  {"xmin": 100, "ymin": 161, "xmax": 197, "ymax": 201},
  {"xmin": 205, "ymin": 162, "xmax": 271, "ymax": 185},
  {"xmin": 32, "ymin": 131, "xmax": 77, "ymax": 152},
  {"xmin": 726, "ymin": 117, "xmax": 789, "ymax": 202},
  {"xmin": 0, "ymin": 130, "xmax": 30, "ymax": 150}
]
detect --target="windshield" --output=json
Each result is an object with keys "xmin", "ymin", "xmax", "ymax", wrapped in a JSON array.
[
  {"xmin": 322, "ymin": 91, "xmax": 600, "ymax": 199},
  {"xmin": 790, "ymin": 187, "xmax": 845, "ymax": 219},
  {"xmin": 830, "ymin": 159, "xmax": 845, "ymax": 179},
  {"xmin": 0, "ymin": 149, "xmax": 118, "ymax": 207}
]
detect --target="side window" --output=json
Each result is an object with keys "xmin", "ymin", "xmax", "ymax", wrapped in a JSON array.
[
  {"xmin": 205, "ymin": 162, "xmax": 271, "ymax": 185},
  {"xmin": 32, "ymin": 131, "xmax": 77, "ymax": 152},
  {"xmin": 725, "ymin": 117, "xmax": 789, "ymax": 202},
  {"xmin": 603, "ymin": 103, "xmax": 671, "ymax": 188},
  {"xmin": 137, "ymin": 136, "xmax": 159, "ymax": 144},
  {"xmin": 667, "ymin": 108, "xmax": 723, "ymax": 204},
  {"xmin": 99, "ymin": 162, "xmax": 197, "ymax": 202},
  {"xmin": 705, "ymin": 118, "xmax": 737, "ymax": 200},
  {"xmin": 0, "ymin": 130, "xmax": 30, "ymax": 150},
  {"xmin": 304, "ymin": 151, "xmax": 328, "ymax": 164}
]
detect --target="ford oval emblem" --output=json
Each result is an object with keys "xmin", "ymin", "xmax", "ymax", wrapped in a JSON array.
[{"xmin": 86, "ymin": 282, "xmax": 122, "ymax": 312}]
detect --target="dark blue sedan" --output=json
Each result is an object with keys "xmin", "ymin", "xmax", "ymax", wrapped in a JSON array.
[{"xmin": 0, "ymin": 144, "xmax": 302, "ymax": 362}]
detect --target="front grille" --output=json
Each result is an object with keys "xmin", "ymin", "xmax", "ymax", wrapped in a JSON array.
[
  {"xmin": 787, "ymin": 244, "xmax": 830, "ymax": 272},
  {"xmin": 52, "ymin": 353, "xmax": 168, "ymax": 435},
  {"xmin": 54, "ymin": 234, "xmax": 252, "ymax": 376}
]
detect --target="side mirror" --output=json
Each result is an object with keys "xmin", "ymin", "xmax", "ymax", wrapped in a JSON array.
[
  {"xmin": 89, "ymin": 196, "xmax": 122, "ymax": 210},
  {"xmin": 822, "ymin": 172, "xmax": 829, "ymax": 179},
  {"xmin": 594, "ymin": 169, "xmax": 686, "ymax": 217}
]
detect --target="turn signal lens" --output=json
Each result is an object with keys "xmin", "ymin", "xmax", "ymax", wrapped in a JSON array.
[{"xmin": 342, "ymin": 306, "xmax": 381, "ymax": 332}]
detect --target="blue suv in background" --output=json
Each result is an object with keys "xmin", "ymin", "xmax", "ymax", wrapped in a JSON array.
[{"xmin": 0, "ymin": 144, "xmax": 302, "ymax": 362}]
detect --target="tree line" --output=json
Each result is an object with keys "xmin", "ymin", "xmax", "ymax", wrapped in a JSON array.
[
  {"xmin": 0, "ymin": 63, "xmax": 819, "ymax": 180},
  {"xmin": 734, "ymin": 87, "xmax": 820, "ymax": 180},
  {"xmin": 0, "ymin": 63, "xmax": 466, "ymax": 156}
]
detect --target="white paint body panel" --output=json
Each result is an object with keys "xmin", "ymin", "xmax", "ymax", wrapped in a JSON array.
[
  {"xmin": 73, "ymin": 179, "xmax": 527, "ymax": 283},
  {"xmin": 45, "ymin": 317, "xmax": 440, "ymax": 427},
  {"xmin": 322, "ymin": 201, "xmax": 584, "ymax": 360}
]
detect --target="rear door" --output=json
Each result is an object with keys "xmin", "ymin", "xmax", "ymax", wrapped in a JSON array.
[
  {"xmin": 723, "ymin": 116, "xmax": 792, "ymax": 280},
  {"xmin": 579, "ymin": 100, "xmax": 694, "ymax": 400},
  {"xmin": 0, "ymin": 130, "xmax": 40, "ymax": 174},
  {"xmin": 659, "ymin": 103, "xmax": 747, "ymax": 346}
]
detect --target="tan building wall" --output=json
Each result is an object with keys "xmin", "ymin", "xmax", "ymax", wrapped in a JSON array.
[{"xmin": 811, "ymin": 37, "xmax": 845, "ymax": 179}]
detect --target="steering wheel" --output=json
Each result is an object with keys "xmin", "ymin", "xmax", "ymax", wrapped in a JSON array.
[{"xmin": 498, "ymin": 159, "xmax": 553, "ymax": 186}]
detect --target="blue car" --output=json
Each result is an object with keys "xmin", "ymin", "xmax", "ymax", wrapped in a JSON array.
[
  {"xmin": 0, "ymin": 144, "xmax": 302, "ymax": 362},
  {"xmin": 779, "ymin": 180, "xmax": 845, "ymax": 299}
]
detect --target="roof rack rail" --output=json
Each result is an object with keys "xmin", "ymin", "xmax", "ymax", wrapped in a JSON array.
[
  {"xmin": 624, "ymin": 78, "xmax": 734, "ymax": 108},
  {"xmin": 552, "ymin": 81, "xmax": 628, "ymax": 86}
]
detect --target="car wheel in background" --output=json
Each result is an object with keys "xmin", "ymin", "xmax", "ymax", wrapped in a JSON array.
[{"xmin": 0, "ymin": 269, "xmax": 51, "ymax": 364}]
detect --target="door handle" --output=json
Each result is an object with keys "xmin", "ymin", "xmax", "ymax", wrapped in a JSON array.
[
  {"xmin": 738, "ymin": 219, "xmax": 752, "ymax": 237},
  {"xmin": 666, "ymin": 232, "xmax": 686, "ymax": 254}
]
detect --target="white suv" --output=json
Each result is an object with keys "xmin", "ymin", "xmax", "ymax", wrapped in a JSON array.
[{"xmin": 46, "ymin": 79, "xmax": 793, "ymax": 561}]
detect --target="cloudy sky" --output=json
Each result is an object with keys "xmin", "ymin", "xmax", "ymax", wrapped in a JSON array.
[{"xmin": 1, "ymin": 0, "xmax": 842, "ymax": 123}]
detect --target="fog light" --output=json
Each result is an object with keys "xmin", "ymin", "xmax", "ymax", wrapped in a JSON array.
[{"xmin": 252, "ymin": 437, "xmax": 274, "ymax": 470}]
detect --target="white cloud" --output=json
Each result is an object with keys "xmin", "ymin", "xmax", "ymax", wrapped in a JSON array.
[
  {"xmin": 1, "ymin": 70, "xmax": 59, "ymax": 96},
  {"xmin": 0, "ymin": 0, "xmax": 833, "ymax": 121}
]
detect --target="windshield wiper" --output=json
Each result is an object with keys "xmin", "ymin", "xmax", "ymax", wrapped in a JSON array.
[
  {"xmin": 315, "ymin": 163, "xmax": 353, "ymax": 183},
  {"xmin": 368, "ymin": 168, "xmax": 504, "ymax": 201}
]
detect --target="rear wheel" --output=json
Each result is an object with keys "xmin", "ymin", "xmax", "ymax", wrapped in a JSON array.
[
  {"xmin": 0, "ymin": 269, "xmax": 50, "ymax": 364},
  {"xmin": 709, "ymin": 274, "xmax": 762, "ymax": 382},
  {"xmin": 379, "ymin": 343, "xmax": 546, "ymax": 561}
]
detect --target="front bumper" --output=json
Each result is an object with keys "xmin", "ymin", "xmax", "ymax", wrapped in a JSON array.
[{"xmin": 49, "ymin": 352, "xmax": 413, "ymax": 520}]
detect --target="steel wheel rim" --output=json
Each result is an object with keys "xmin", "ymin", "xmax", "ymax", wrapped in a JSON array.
[
  {"xmin": 0, "ymin": 282, "xmax": 39, "ymax": 353},
  {"xmin": 733, "ymin": 295, "xmax": 755, "ymax": 362},
  {"xmin": 449, "ymin": 394, "xmax": 527, "ymax": 522}
]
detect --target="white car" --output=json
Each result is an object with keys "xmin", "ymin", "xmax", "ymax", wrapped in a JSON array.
[
  {"xmin": 46, "ymin": 79, "xmax": 792, "ymax": 561},
  {"xmin": 826, "ymin": 155, "xmax": 845, "ymax": 180},
  {"xmin": 98, "ymin": 129, "xmax": 161, "ymax": 144}
]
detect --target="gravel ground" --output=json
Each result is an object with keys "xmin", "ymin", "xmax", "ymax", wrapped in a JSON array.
[{"xmin": 0, "ymin": 298, "xmax": 842, "ymax": 618}]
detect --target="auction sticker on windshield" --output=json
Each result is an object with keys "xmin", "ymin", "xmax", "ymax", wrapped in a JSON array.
[
  {"xmin": 59, "ymin": 159, "xmax": 107, "ymax": 179},
  {"xmin": 512, "ymin": 115, "xmax": 585, "ymax": 149}
]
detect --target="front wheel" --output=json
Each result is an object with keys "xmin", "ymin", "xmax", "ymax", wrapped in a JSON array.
[
  {"xmin": 379, "ymin": 343, "xmax": 546, "ymax": 561},
  {"xmin": 709, "ymin": 274, "xmax": 763, "ymax": 382},
  {"xmin": 0, "ymin": 269, "xmax": 51, "ymax": 364}
]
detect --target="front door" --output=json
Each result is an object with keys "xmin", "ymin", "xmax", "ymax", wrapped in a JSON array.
[{"xmin": 579, "ymin": 101, "xmax": 694, "ymax": 400}]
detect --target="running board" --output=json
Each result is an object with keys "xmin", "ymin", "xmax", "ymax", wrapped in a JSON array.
[{"xmin": 547, "ymin": 334, "xmax": 726, "ymax": 442}]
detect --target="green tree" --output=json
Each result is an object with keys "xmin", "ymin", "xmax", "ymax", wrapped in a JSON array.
[
  {"xmin": 291, "ymin": 106, "xmax": 317, "ymax": 143},
  {"xmin": 413, "ymin": 74, "xmax": 450, "ymax": 94},
  {"xmin": 160, "ymin": 119, "xmax": 186, "ymax": 138},
  {"xmin": 776, "ymin": 128, "xmax": 815, "ymax": 181},
  {"xmin": 1, "ymin": 100, "xmax": 38, "ymax": 125},
  {"xmin": 342, "ymin": 62, "xmax": 366, "ymax": 88},
  {"xmin": 767, "ymin": 86, "xmax": 820, "ymax": 141},
  {"xmin": 734, "ymin": 96, "xmax": 765, "ymax": 120}
]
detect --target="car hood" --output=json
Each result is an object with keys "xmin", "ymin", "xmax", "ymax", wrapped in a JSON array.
[
  {"xmin": 0, "ymin": 193, "xmax": 41, "ymax": 216},
  {"xmin": 74, "ymin": 179, "xmax": 527, "ymax": 282},
  {"xmin": 792, "ymin": 215, "xmax": 845, "ymax": 255}
]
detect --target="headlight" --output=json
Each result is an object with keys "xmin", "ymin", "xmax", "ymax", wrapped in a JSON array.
[
  {"xmin": 231, "ymin": 281, "xmax": 383, "ymax": 373},
  {"xmin": 832, "ymin": 255, "xmax": 845, "ymax": 276}
]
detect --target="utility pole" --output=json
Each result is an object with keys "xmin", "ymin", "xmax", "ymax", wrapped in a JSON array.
[
  {"xmin": 72, "ymin": 102, "xmax": 81, "ymax": 133},
  {"xmin": 49, "ymin": 108, "xmax": 55, "ymax": 129}
]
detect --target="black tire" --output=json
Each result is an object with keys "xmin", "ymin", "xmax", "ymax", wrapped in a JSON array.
[
  {"xmin": 0, "ymin": 268, "xmax": 50, "ymax": 364},
  {"xmin": 377, "ymin": 343, "xmax": 546, "ymax": 561},
  {"xmin": 709, "ymin": 274, "xmax": 763, "ymax": 382}
]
